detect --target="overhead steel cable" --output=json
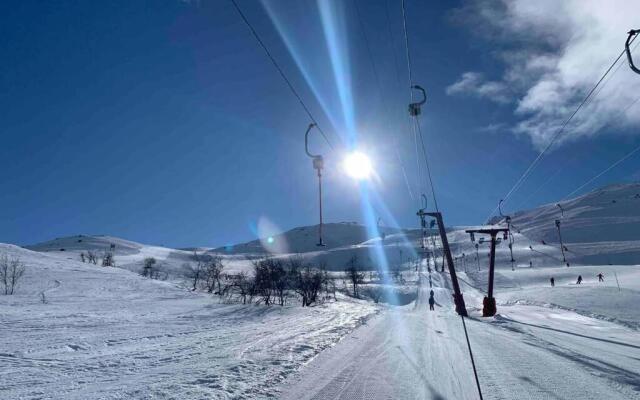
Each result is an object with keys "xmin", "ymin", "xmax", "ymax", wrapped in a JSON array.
[
  {"xmin": 515, "ymin": 91, "xmax": 640, "ymax": 210},
  {"xmin": 401, "ymin": 0, "xmax": 439, "ymax": 212},
  {"xmin": 563, "ymin": 142, "xmax": 640, "ymax": 201},
  {"xmin": 401, "ymin": 1, "xmax": 481, "ymax": 399},
  {"xmin": 230, "ymin": 0, "xmax": 334, "ymax": 150},
  {"xmin": 354, "ymin": 0, "xmax": 415, "ymax": 204},
  {"xmin": 485, "ymin": 34, "xmax": 639, "ymax": 223}
]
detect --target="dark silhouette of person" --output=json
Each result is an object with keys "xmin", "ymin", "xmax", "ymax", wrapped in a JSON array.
[
  {"xmin": 576, "ymin": 275, "xmax": 583, "ymax": 285},
  {"xmin": 597, "ymin": 273, "xmax": 604, "ymax": 282},
  {"xmin": 428, "ymin": 293, "xmax": 435, "ymax": 311},
  {"xmin": 550, "ymin": 277, "xmax": 555, "ymax": 287}
]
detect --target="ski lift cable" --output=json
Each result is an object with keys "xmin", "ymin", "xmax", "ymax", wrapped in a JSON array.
[
  {"xmin": 354, "ymin": 0, "xmax": 416, "ymax": 204},
  {"xmin": 560, "ymin": 91, "xmax": 640, "ymax": 201},
  {"xmin": 415, "ymin": 117, "xmax": 440, "ymax": 212},
  {"xmin": 230, "ymin": 0, "xmax": 334, "ymax": 150},
  {"xmin": 402, "ymin": 1, "xmax": 481, "ymax": 398},
  {"xmin": 576, "ymin": 37, "xmax": 640, "ymax": 116},
  {"xmin": 401, "ymin": 0, "xmax": 440, "ymax": 212},
  {"xmin": 563, "ymin": 140, "xmax": 640, "ymax": 200},
  {"xmin": 485, "ymin": 34, "xmax": 638, "ymax": 223},
  {"xmin": 400, "ymin": 0, "xmax": 426, "ymax": 203},
  {"xmin": 513, "ymin": 77, "xmax": 640, "ymax": 211}
]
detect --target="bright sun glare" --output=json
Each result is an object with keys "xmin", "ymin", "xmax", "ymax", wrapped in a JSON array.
[{"xmin": 343, "ymin": 151, "xmax": 372, "ymax": 180}]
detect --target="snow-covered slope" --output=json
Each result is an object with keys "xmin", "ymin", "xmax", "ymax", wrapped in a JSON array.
[
  {"xmin": 25, "ymin": 234, "xmax": 198, "ymax": 277},
  {"xmin": 0, "ymin": 243, "xmax": 378, "ymax": 399},
  {"xmin": 215, "ymin": 222, "xmax": 403, "ymax": 254},
  {"xmin": 485, "ymin": 183, "xmax": 640, "ymax": 266},
  {"xmin": 279, "ymin": 264, "xmax": 640, "ymax": 400}
]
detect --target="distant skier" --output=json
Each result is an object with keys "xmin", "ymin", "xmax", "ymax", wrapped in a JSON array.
[
  {"xmin": 550, "ymin": 277, "xmax": 555, "ymax": 287},
  {"xmin": 428, "ymin": 291, "xmax": 435, "ymax": 311},
  {"xmin": 529, "ymin": 261, "xmax": 533, "ymax": 268},
  {"xmin": 597, "ymin": 273, "xmax": 604, "ymax": 282},
  {"xmin": 576, "ymin": 275, "xmax": 583, "ymax": 285}
]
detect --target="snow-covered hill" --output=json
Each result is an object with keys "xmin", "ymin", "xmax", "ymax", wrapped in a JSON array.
[
  {"xmin": 25, "ymin": 235, "xmax": 199, "ymax": 277},
  {"xmin": 485, "ymin": 183, "xmax": 640, "ymax": 266},
  {"xmin": 5, "ymin": 183, "xmax": 640, "ymax": 399},
  {"xmin": 214, "ymin": 222, "xmax": 403, "ymax": 254},
  {"xmin": 23, "ymin": 183, "xmax": 640, "ymax": 276}
]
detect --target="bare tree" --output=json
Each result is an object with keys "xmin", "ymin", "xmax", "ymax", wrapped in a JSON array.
[
  {"xmin": 204, "ymin": 256, "xmax": 224, "ymax": 294},
  {"xmin": 344, "ymin": 255, "xmax": 364, "ymax": 298},
  {"xmin": 183, "ymin": 262, "xmax": 203, "ymax": 291},
  {"xmin": 0, "ymin": 254, "xmax": 26, "ymax": 295},
  {"xmin": 142, "ymin": 257, "xmax": 156, "ymax": 278},
  {"xmin": 86, "ymin": 250, "xmax": 98, "ymax": 265},
  {"xmin": 102, "ymin": 251, "xmax": 115, "ymax": 267}
]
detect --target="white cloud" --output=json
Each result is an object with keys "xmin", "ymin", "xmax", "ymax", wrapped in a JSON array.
[
  {"xmin": 449, "ymin": 0, "xmax": 640, "ymax": 149},
  {"xmin": 446, "ymin": 72, "xmax": 511, "ymax": 104}
]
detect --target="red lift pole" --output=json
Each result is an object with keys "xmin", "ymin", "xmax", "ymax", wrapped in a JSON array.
[{"xmin": 466, "ymin": 227, "xmax": 509, "ymax": 317}]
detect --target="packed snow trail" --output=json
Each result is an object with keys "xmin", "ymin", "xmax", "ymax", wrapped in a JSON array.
[{"xmin": 280, "ymin": 272, "xmax": 640, "ymax": 399}]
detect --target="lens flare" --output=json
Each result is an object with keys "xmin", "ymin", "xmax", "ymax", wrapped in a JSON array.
[{"xmin": 344, "ymin": 152, "xmax": 372, "ymax": 180}]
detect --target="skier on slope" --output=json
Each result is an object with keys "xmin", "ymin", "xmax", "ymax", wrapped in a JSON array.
[
  {"xmin": 576, "ymin": 275, "xmax": 583, "ymax": 285},
  {"xmin": 597, "ymin": 272, "xmax": 604, "ymax": 282},
  {"xmin": 428, "ymin": 290, "xmax": 435, "ymax": 311},
  {"xmin": 550, "ymin": 277, "xmax": 555, "ymax": 287}
]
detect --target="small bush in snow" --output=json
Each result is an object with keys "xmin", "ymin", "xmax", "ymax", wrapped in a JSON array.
[
  {"xmin": 142, "ymin": 257, "xmax": 156, "ymax": 278},
  {"xmin": 102, "ymin": 251, "xmax": 115, "ymax": 267},
  {"xmin": 86, "ymin": 251, "xmax": 98, "ymax": 265},
  {"xmin": 344, "ymin": 255, "xmax": 364, "ymax": 298},
  {"xmin": 204, "ymin": 256, "xmax": 225, "ymax": 294},
  {"xmin": 0, "ymin": 254, "xmax": 26, "ymax": 295}
]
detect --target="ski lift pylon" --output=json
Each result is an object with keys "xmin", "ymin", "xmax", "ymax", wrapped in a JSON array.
[
  {"xmin": 304, "ymin": 123, "xmax": 326, "ymax": 247},
  {"xmin": 408, "ymin": 85, "xmax": 426, "ymax": 116}
]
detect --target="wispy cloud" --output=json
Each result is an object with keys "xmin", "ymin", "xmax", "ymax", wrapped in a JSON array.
[
  {"xmin": 448, "ymin": 0, "xmax": 640, "ymax": 150},
  {"xmin": 446, "ymin": 72, "xmax": 511, "ymax": 104}
]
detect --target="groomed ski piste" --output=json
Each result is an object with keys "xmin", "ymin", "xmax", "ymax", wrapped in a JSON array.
[{"xmin": 2, "ymin": 183, "xmax": 640, "ymax": 399}]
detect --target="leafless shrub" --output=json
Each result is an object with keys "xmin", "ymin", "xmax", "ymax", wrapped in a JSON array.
[
  {"xmin": 86, "ymin": 251, "xmax": 98, "ymax": 265},
  {"xmin": 288, "ymin": 257, "xmax": 324, "ymax": 307},
  {"xmin": 344, "ymin": 255, "xmax": 364, "ymax": 298},
  {"xmin": 102, "ymin": 251, "xmax": 115, "ymax": 267},
  {"xmin": 0, "ymin": 254, "xmax": 26, "ymax": 295},
  {"xmin": 141, "ymin": 257, "xmax": 156, "ymax": 278},
  {"xmin": 204, "ymin": 256, "xmax": 225, "ymax": 294}
]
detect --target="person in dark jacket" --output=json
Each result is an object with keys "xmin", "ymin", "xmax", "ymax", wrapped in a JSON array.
[
  {"xmin": 597, "ymin": 273, "xmax": 604, "ymax": 282},
  {"xmin": 428, "ymin": 290, "xmax": 435, "ymax": 311},
  {"xmin": 550, "ymin": 277, "xmax": 555, "ymax": 287},
  {"xmin": 576, "ymin": 275, "xmax": 583, "ymax": 285}
]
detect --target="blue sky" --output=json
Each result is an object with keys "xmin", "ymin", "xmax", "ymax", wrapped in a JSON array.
[{"xmin": 2, "ymin": 0, "xmax": 639, "ymax": 248}]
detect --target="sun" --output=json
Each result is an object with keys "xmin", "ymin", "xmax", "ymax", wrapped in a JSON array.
[{"xmin": 343, "ymin": 152, "xmax": 372, "ymax": 180}]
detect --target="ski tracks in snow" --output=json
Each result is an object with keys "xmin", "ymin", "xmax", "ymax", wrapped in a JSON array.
[{"xmin": 280, "ymin": 271, "xmax": 640, "ymax": 400}]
